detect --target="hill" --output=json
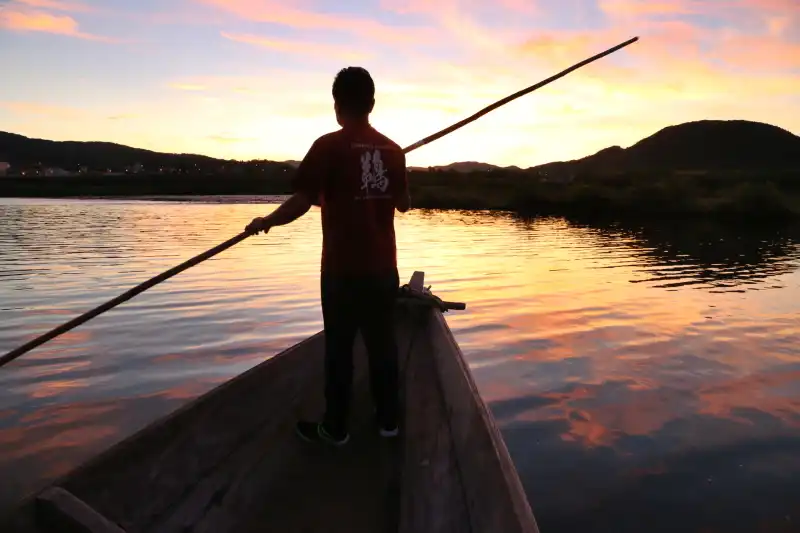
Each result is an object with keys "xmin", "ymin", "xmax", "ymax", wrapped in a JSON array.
[
  {"xmin": 533, "ymin": 120, "xmax": 800, "ymax": 177},
  {"xmin": 0, "ymin": 132, "xmax": 235, "ymax": 172},
  {"xmin": 0, "ymin": 132, "xmax": 296, "ymax": 177}
]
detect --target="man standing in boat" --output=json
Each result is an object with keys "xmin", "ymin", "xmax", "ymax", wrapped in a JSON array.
[{"xmin": 246, "ymin": 67, "xmax": 411, "ymax": 446}]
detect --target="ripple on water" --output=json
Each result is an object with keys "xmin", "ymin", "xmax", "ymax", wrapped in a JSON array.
[{"xmin": 1, "ymin": 199, "xmax": 800, "ymax": 532}]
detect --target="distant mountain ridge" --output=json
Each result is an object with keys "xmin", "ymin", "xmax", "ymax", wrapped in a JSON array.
[
  {"xmin": 409, "ymin": 161, "xmax": 513, "ymax": 173},
  {"xmin": 418, "ymin": 121, "xmax": 800, "ymax": 175},
  {"xmin": 0, "ymin": 131, "xmax": 229, "ymax": 171},
  {"xmin": 2, "ymin": 119, "xmax": 798, "ymax": 174},
  {"xmin": 531, "ymin": 120, "xmax": 800, "ymax": 176}
]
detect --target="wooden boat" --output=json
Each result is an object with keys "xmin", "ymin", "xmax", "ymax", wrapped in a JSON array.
[{"xmin": 0, "ymin": 272, "xmax": 539, "ymax": 533}]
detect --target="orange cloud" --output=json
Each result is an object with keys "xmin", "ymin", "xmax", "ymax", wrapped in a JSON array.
[
  {"xmin": 0, "ymin": 100, "xmax": 84, "ymax": 119},
  {"xmin": 517, "ymin": 33, "xmax": 614, "ymax": 66},
  {"xmin": 199, "ymin": 0, "xmax": 435, "ymax": 45},
  {"xmin": 765, "ymin": 16, "xmax": 792, "ymax": 36},
  {"xmin": 0, "ymin": 8, "xmax": 111, "ymax": 40},
  {"xmin": 1, "ymin": 8, "xmax": 79, "ymax": 33},
  {"xmin": 220, "ymin": 32, "xmax": 372, "ymax": 61}
]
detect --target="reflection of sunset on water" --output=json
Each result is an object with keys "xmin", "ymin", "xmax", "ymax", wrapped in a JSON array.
[{"xmin": 1, "ymin": 198, "xmax": 800, "ymax": 532}]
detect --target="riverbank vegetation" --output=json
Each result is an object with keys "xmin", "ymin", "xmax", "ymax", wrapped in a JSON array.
[
  {"xmin": 408, "ymin": 169, "xmax": 800, "ymax": 218},
  {"xmin": 3, "ymin": 169, "xmax": 800, "ymax": 218}
]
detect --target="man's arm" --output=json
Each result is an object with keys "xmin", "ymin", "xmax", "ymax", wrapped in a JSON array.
[
  {"xmin": 395, "ymin": 152, "xmax": 411, "ymax": 213},
  {"xmin": 265, "ymin": 192, "xmax": 312, "ymax": 227},
  {"xmin": 245, "ymin": 192, "xmax": 311, "ymax": 234},
  {"xmin": 396, "ymin": 187, "xmax": 410, "ymax": 213}
]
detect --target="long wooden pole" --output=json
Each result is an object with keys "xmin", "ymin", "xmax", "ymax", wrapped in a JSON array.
[
  {"xmin": 403, "ymin": 36, "xmax": 639, "ymax": 152},
  {"xmin": 0, "ymin": 36, "xmax": 638, "ymax": 369}
]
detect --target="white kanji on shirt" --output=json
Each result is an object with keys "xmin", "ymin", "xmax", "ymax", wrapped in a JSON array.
[{"xmin": 360, "ymin": 149, "xmax": 389, "ymax": 194}]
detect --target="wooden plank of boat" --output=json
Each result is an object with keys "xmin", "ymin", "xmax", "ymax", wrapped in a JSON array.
[
  {"xmin": 35, "ymin": 488, "xmax": 126, "ymax": 533},
  {"xmin": 0, "ymin": 271, "xmax": 539, "ymax": 533}
]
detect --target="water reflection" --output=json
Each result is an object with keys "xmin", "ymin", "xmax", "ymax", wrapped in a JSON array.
[
  {"xmin": 561, "ymin": 215, "xmax": 800, "ymax": 291},
  {"xmin": 476, "ymin": 216, "xmax": 800, "ymax": 533},
  {"xmin": 0, "ymin": 199, "xmax": 799, "ymax": 533}
]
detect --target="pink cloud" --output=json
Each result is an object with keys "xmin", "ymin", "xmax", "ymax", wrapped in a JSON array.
[
  {"xmin": 600, "ymin": 0, "xmax": 800, "ymax": 30},
  {"xmin": 741, "ymin": 0, "xmax": 800, "ymax": 11},
  {"xmin": 12, "ymin": 0, "xmax": 94, "ymax": 12},
  {"xmin": 513, "ymin": 22, "xmax": 698, "ymax": 70},
  {"xmin": 220, "ymin": 32, "xmax": 372, "ymax": 61},
  {"xmin": 141, "ymin": 10, "xmax": 226, "ymax": 26},
  {"xmin": 496, "ymin": 0, "xmax": 537, "ymax": 13},
  {"xmin": 714, "ymin": 34, "xmax": 800, "ymax": 70},
  {"xmin": 382, "ymin": 0, "xmax": 535, "ymax": 18},
  {"xmin": 513, "ymin": 0, "xmax": 798, "ymax": 82},
  {"xmin": 379, "ymin": 0, "xmax": 520, "ymax": 55},
  {"xmin": 0, "ymin": 8, "xmax": 113, "ymax": 40},
  {"xmin": 598, "ymin": 0, "xmax": 706, "ymax": 17},
  {"xmin": 377, "ymin": 0, "xmax": 800, "ymax": 102},
  {"xmin": 379, "ymin": 0, "xmax": 445, "ymax": 15},
  {"xmin": 198, "ymin": 0, "xmax": 435, "ymax": 45}
]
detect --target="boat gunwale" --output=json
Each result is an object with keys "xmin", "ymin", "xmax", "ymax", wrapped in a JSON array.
[{"xmin": 429, "ymin": 310, "xmax": 540, "ymax": 533}]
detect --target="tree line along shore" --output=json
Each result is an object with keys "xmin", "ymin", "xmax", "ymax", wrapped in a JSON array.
[{"xmin": 2, "ymin": 168, "xmax": 800, "ymax": 218}]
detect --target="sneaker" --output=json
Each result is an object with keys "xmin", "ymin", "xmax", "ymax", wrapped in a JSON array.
[
  {"xmin": 379, "ymin": 425, "xmax": 399, "ymax": 438},
  {"xmin": 295, "ymin": 421, "xmax": 350, "ymax": 446},
  {"xmin": 374, "ymin": 407, "xmax": 399, "ymax": 438}
]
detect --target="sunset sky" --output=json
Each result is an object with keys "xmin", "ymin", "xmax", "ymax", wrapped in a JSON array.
[{"xmin": 1, "ymin": 0, "xmax": 798, "ymax": 167}]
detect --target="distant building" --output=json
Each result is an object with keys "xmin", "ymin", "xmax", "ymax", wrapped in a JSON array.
[
  {"xmin": 538, "ymin": 168, "xmax": 574, "ymax": 183},
  {"xmin": 126, "ymin": 162, "xmax": 144, "ymax": 174},
  {"xmin": 0, "ymin": 162, "xmax": 9, "ymax": 176},
  {"xmin": 45, "ymin": 167, "xmax": 71, "ymax": 177}
]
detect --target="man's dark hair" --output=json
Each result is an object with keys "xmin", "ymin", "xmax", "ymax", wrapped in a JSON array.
[{"xmin": 332, "ymin": 67, "xmax": 375, "ymax": 116}]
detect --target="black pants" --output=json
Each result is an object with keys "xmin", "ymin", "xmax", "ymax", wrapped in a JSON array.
[{"xmin": 321, "ymin": 270, "xmax": 400, "ymax": 434}]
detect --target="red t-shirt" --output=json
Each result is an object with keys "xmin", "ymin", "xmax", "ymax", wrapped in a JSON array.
[{"xmin": 292, "ymin": 124, "xmax": 408, "ymax": 276}]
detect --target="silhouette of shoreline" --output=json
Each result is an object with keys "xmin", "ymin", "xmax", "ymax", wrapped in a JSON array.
[{"xmin": 2, "ymin": 119, "xmax": 799, "ymax": 217}]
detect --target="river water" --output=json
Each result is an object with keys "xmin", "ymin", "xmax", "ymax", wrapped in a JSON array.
[{"xmin": 1, "ymin": 197, "xmax": 799, "ymax": 532}]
